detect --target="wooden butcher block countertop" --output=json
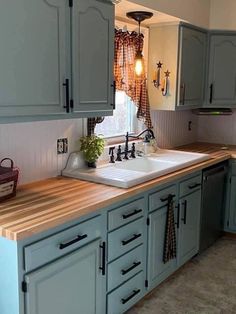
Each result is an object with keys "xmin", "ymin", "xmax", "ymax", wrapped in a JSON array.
[{"xmin": 0, "ymin": 142, "xmax": 235, "ymax": 241}]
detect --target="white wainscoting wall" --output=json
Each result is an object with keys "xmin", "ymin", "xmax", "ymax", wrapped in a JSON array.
[{"xmin": 198, "ymin": 110, "xmax": 236, "ymax": 145}]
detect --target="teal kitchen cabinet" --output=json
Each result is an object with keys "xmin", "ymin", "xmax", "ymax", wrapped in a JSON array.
[
  {"xmin": 225, "ymin": 160, "xmax": 236, "ymax": 232},
  {"xmin": 178, "ymin": 175, "xmax": 201, "ymax": 267},
  {"xmin": 71, "ymin": 0, "xmax": 115, "ymax": 116},
  {"xmin": 0, "ymin": 0, "xmax": 70, "ymax": 118},
  {"xmin": 147, "ymin": 184, "xmax": 178, "ymax": 289},
  {"xmin": 148, "ymin": 23, "xmax": 207, "ymax": 110},
  {"xmin": 206, "ymin": 32, "xmax": 236, "ymax": 107},
  {"xmin": 178, "ymin": 25, "xmax": 207, "ymax": 108},
  {"xmin": 0, "ymin": 0, "xmax": 114, "ymax": 122},
  {"xmin": 24, "ymin": 239, "xmax": 103, "ymax": 314}
]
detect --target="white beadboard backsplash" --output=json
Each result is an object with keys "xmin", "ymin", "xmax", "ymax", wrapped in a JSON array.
[
  {"xmin": 151, "ymin": 110, "xmax": 198, "ymax": 148},
  {"xmin": 0, "ymin": 119, "xmax": 84, "ymax": 185},
  {"xmin": 0, "ymin": 110, "xmax": 198, "ymax": 185},
  {"xmin": 198, "ymin": 109, "xmax": 236, "ymax": 145}
]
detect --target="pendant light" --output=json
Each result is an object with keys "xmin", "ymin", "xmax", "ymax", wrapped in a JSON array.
[{"xmin": 126, "ymin": 11, "xmax": 153, "ymax": 76}]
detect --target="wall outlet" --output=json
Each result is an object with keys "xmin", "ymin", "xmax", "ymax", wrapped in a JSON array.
[{"xmin": 57, "ymin": 138, "xmax": 68, "ymax": 154}]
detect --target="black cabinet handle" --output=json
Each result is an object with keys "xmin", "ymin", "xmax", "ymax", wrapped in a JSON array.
[
  {"xmin": 122, "ymin": 233, "xmax": 141, "ymax": 246},
  {"xmin": 122, "ymin": 209, "xmax": 142, "ymax": 219},
  {"xmin": 160, "ymin": 194, "xmax": 175, "ymax": 202},
  {"xmin": 188, "ymin": 183, "xmax": 201, "ymax": 189},
  {"xmin": 209, "ymin": 83, "xmax": 213, "ymax": 104},
  {"xmin": 181, "ymin": 200, "xmax": 187, "ymax": 225},
  {"xmin": 59, "ymin": 233, "xmax": 87, "ymax": 250},
  {"xmin": 121, "ymin": 289, "xmax": 141, "ymax": 304},
  {"xmin": 99, "ymin": 242, "xmax": 106, "ymax": 276},
  {"xmin": 111, "ymin": 81, "xmax": 116, "ymax": 109},
  {"xmin": 121, "ymin": 261, "xmax": 141, "ymax": 275},
  {"xmin": 63, "ymin": 79, "xmax": 70, "ymax": 113},
  {"xmin": 175, "ymin": 203, "xmax": 180, "ymax": 229}
]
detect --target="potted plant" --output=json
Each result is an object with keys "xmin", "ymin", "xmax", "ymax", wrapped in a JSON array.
[{"xmin": 79, "ymin": 135, "xmax": 105, "ymax": 168}]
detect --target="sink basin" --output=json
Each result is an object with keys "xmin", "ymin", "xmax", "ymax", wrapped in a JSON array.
[{"xmin": 62, "ymin": 149, "xmax": 211, "ymax": 188}]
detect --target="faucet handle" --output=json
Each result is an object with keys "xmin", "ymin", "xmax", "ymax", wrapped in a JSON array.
[
  {"xmin": 130, "ymin": 143, "xmax": 136, "ymax": 158},
  {"xmin": 109, "ymin": 146, "xmax": 115, "ymax": 163},
  {"xmin": 116, "ymin": 145, "xmax": 122, "ymax": 161}
]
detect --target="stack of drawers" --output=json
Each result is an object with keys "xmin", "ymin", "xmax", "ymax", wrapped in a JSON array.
[{"xmin": 106, "ymin": 198, "xmax": 146, "ymax": 314}]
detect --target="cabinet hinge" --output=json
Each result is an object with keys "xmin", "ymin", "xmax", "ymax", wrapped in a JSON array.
[
  {"xmin": 147, "ymin": 218, "xmax": 150, "ymax": 226},
  {"xmin": 145, "ymin": 280, "xmax": 148, "ymax": 288},
  {"xmin": 69, "ymin": 0, "xmax": 73, "ymax": 7},
  {"xmin": 70, "ymin": 99, "xmax": 74, "ymax": 109},
  {"xmin": 22, "ymin": 281, "xmax": 27, "ymax": 293}
]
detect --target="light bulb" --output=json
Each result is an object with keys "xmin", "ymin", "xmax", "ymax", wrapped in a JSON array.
[
  {"xmin": 134, "ymin": 51, "xmax": 144, "ymax": 76},
  {"xmin": 135, "ymin": 58, "xmax": 143, "ymax": 76}
]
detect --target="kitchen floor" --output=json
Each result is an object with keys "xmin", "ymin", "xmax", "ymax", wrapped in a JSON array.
[{"xmin": 127, "ymin": 237, "xmax": 236, "ymax": 314}]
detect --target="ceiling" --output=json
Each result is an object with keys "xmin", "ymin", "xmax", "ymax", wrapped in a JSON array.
[{"xmin": 115, "ymin": 0, "xmax": 181, "ymax": 26}]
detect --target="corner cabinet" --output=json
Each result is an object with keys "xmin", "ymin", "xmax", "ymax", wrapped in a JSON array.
[
  {"xmin": 148, "ymin": 23, "xmax": 207, "ymax": 111},
  {"xmin": 206, "ymin": 32, "xmax": 236, "ymax": 107},
  {"xmin": 24, "ymin": 239, "xmax": 103, "ymax": 314},
  {"xmin": 0, "ymin": 0, "xmax": 114, "ymax": 122},
  {"xmin": 0, "ymin": 0, "xmax": 70, "ymax": 118},
  {"xmin": 72, "ymin": 0, "xmax": 114, "ymax": 115}
]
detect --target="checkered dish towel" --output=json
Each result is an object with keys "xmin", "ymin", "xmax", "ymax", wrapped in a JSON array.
[{"xmin": 163, "ymin": 194, "xmax": 177, "ymax": 264}]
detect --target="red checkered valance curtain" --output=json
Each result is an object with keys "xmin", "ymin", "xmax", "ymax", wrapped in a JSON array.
[{"xmin": 114, "ymin": 29, "xmax": 152, "ymax": 128}]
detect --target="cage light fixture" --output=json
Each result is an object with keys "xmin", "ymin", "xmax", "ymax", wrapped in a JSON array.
[{"xmin": 126, "ymin": 11, "xmax": 153, "ymax": 76}]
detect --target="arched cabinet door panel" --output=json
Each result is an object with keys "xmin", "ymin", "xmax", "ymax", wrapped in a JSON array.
[
  {"xmin": 0, "ymin": 0, "xmax": 70, "ymax": 117},
  {"xmin": 72, "ymin": 0, "xmax": 114, "ymax": 116}
]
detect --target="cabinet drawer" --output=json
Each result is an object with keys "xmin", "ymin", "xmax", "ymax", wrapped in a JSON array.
[
  {"xmin": 108, "ymin": 218, "xmax": 145, "ymax": 262},
  {"xmin": 107, "ymin": 271, "xmax": 144, "ymax": 314},
  {"xmin": 149, "ymin": 184, "xmax": 177, "ymax": 212},
  {"xmin": 108, "ymin": 198, "xmax": 145, "ymax": 231},
  {"xmin": 108, "ymin": 245, "xmax": 144, "ymax": 292},
  {"xmin": 179, "ymin": 174, "xmax": 202, "ymax": 197},
  {"xmin": 24, "ymin": 215, "xmax": 101, "ymax": 272},
  {"xmin": 231, "ymin": 161, "xmax": 236, "ymax": 175}
]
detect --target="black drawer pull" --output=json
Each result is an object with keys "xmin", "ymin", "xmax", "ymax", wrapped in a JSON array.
[
  {"xmin": 121, "ymin": 289, "xmax": 141, "ymax": 304},
  {"xmin": 122, "ymin": 233, "xmax": 142, "ymax": 246},
  {"xmin": 160, "ymin": 194, "xmax": 175, "ymax": 202},
  {"xmin": 59, "ymin": 234, "xmax": 88, "ymax": 250},
  {"xmin": 122, "ymin": 209, "xmax": 142, "ymax": 219},
  {"xmin": 121, "ymin": 261, "xmax": 141, "ymax": 275},
  {"xmin": 175, "ymin": 203, "xmax": 180, "ymax": 229},
  {"xmin": 188, "ymin": 183, "xmax": 201, "ymax": 189}
]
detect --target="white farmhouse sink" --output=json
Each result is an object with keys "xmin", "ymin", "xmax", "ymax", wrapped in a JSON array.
[{"xmin": 62, "ymin": 149, "xmax": 210, "ymax": 188}]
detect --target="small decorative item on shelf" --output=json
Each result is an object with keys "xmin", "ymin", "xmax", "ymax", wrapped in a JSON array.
[
  {"xmin": 79, "ymin": 135, "xmax": 105, "ymax": 168},
  {"xmin": 161, "ymin": 69, "xmax": 170, "ymax": 96},
  {"xmin": 153, "ymin": 61, "xmax": 163, "ymax": 89}
]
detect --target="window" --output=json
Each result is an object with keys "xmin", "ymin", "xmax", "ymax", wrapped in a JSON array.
[{"xmin": 95, "ymin": 91, "xmax": 143, "ymax": 138}]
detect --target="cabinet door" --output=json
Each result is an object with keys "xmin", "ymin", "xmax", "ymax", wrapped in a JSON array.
[
  {"xmin": 24, "ymin": 239, "xmax": 104, "ymax": 314},
  {"xmin": 147, "ymin": 205, "xmax": 177, "ymax": 290},
  {"xmin": 207, "ymin": 34, "xmax": 236, "ymax": 107},
  {"xmin": 0, "ymin": 0, "xmax": 70, "ymax": 117},
  {"xmin": 178, "ymin": 190, "xmax": 201, "ymax": 267},
  {"xmin": 228, "ymin": 176, "xmax": 236, "ymax": 231},
  {"xmin": 72, "ymin": 0, "xmax": 114, "ymax": 115},
  {"xmin": 178, "ymin": 26, "xmax": 207, "ymax": 108}
]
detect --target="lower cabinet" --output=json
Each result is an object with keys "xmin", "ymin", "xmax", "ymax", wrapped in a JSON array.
[
  {"xmin": 24, "ymin": 239, "xmax": 104, "ymax": 314},
  {"xmin": 225, "ymin": 160, "xmax": 236, "ymax": 232},
  {"xmin": 178, "ymin": 190, "xmax": 201, "ymax": 266}
]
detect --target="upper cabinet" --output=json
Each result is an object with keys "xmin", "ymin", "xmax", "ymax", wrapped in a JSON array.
[
  {"xmin": 206, "ymin": 33, "xmax": 236, "ymax": 107},
  {"xmin": 0, "ymin": 0, "xmax": 114, "ymax": 122},
  {"xmin": 148, "ymin": 23, "xmax": 207, "ymax": 111},
  {"xmin": 0, "ymin": 0, "xmax": 70, "ymax": 118},
  {"xmin": 72, "ymin": 0, "xmax": 114, "ymax": 116}
]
